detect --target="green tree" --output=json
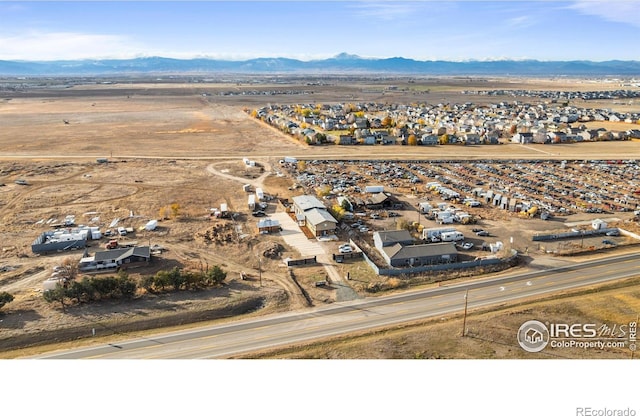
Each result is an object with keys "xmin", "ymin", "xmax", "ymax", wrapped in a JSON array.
[
  {"xmin": 167, "ymin": 267, "xmax": 185, "ymax": 291},
  {"xmin": 43, "ymin": 284, "xmax": 67, "ymax": 312},
  {"xmin": 0, "ymin": 291, "xmax": 14, "ymax": 311},
  {"xmin": 154, "ymin": 270, "xmax": 172, "ymax": 292},
  {"xmin": 116, "ymin": 271, "xmax": 137, "ymax": 298},
  {"xmin": 91, "ymin": 276, "xmax": 119, "ymax": 299},
  {"xmin": 182, "ymin": 270, "xmax": 204, "ymax": 291},
  {"xmin": 66, "ymin": 280, "xmax": 88, "ymax": 304},
  {"xmin": 206, "ymin": 266, "xmax": 227, "ymax": 285},
  {"xmin": 141, "ymin": 275, "xmax": 156, "ymax": 293}
]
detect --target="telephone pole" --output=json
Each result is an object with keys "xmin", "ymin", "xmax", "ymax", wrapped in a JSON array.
[{"xmin": 462, "ymin": 290, "xmax": 469, "ymax": 337}]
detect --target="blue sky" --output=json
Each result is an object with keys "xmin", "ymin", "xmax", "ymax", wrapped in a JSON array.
[{"xmin": 0, "ymin": 1, "xmax": 639, "ymax": 61}]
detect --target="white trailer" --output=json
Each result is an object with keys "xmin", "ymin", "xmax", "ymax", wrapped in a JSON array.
[
  {"xmin": 440, "ymin": 231, "xmax": 464, "ymax": 242},
  {"xmin": 422, "ymin": 227, "xmax": 456, "ymax": 240},
  {"xmin": 248, "ymin": 194, "xmax": 256, "ymax": 210},
  {"xmin": 419, "ymin": 202, "xmax": 433, "ymax": 213},
  {"xmin": 255, "ymin": 188, "xmax": 264, "ymax": 201},
  {"xmin": 144, "ymin": 220, "xmax": 158, "ymax": 231},
  {"xmin": 365, "ymin": 185, "xmax": 384, "ymax": 193}
]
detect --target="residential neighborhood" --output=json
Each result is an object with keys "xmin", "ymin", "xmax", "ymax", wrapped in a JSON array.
[{"xmin": 251, "ymin": 95, "xmax": 640, "ymax": 146}]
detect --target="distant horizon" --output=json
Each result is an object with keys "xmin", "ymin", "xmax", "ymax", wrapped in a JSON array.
[
  {"xmin": 1, "ymin": 1, "xmax": 640, "ymax": 62},
  {"xmin": 3, "ymin": 53, "xmax": 640, "ymax": 64}
]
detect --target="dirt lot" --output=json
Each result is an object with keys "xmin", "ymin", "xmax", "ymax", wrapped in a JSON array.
[{"xmin": 1, "ymin": 76, "xmax": 640, "ymax": 357}]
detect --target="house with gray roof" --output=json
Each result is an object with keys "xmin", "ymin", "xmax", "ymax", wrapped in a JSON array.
[
  {"xmin": 291, "ymin": 195, "xmax": 337, "ymax": 237},
  {"xmin": 292, "ymin": 195, "xmax": 326, "ymax": 216},
  {"xmin": 373, "ymin": 230, "xmax": 414, "ymax": 252},
  {"xmin": 79, "ymin": 246, "xmax": 151, "ymax": 272},
  {"xmin": 381, "ymin": 242, "xmax": 458, "ymax": 267}
]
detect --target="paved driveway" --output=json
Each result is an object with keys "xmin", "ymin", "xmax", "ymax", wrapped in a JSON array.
[{"xmin": 271, "ymin": 211, "xmax": 359, "ymax": 302}]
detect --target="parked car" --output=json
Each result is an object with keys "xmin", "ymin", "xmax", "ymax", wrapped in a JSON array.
[
  {"xmin": 387, "ymin": 211, "xmax": 400, "ymax": 217},
  {"xmin": 339, "ymin": 246, "xmax": 353, "ymax": 254},
  {"xmin": 475, "ymin": 230, "xmax": 490, "ymax": 236},
  {"xmin": 471, "ymin": 228, "xmax": 483, "ymax": 233},
  {"xmin": 252, "ymin": 211, "xmax": 266, "ymax": 217},
  {"xmin": 370, "ymin": 213, "xmax": 381, "ymax": 220},
  {"xmin": 359, "ymin": 226, "xmax": 369, "ymax": 233},
  {"xmin": 602, "ymin": 239, "xmax": 617, "ymax": 246},
  {"xmin": 605, "ymin": 230, "xmax": 619, "ymax": 236},
  {"xmin": 462, "ymin": 242, "xmax": 474, "ymax": 250}
]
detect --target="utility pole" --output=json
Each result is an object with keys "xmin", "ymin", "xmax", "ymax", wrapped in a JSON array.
[{"xmin": 462, "ymin": 289, "xmax": 469, "ymax": 337}]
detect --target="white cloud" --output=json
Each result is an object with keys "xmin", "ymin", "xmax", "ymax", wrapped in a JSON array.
[
  {"xmin": 0, "ymin": 31, "xmax": 143, "ymax": 60},
  {"xmin": 568, "ymin": 0, "xmax": 640, "ymax": 27},
  {"xmin": 346, "ymin": 1, "xmax": 431, "ymax": 21},
  {"xmin": 506, "ymin": 15, "xmax": 535, "ymax": 28}
]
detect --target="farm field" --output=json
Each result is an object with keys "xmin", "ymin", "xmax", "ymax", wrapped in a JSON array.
[{"xmin": 1, "ymin": 75, "xmax": 640, "ymax": 357}]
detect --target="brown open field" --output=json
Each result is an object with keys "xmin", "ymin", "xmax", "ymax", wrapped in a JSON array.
[{"xmin": 1, "ymin": 76, "xmax": 639, "ymax": 357}]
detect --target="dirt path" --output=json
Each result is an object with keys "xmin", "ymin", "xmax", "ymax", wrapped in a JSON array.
[{"xmin": 205, "ymin": 159, "xmax": 273, "ymax": 189}]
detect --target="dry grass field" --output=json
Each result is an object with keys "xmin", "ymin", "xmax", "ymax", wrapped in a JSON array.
[{"xmin": 1, "ymin": 76, "xmax": 639, "ymax": 357}]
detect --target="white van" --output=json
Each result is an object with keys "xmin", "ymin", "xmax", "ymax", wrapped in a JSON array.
[{"xmin": 117, "ymin": 227, "xmax": 127, "ymax": 236}]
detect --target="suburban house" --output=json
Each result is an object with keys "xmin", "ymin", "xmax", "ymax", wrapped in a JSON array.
[
  {"xmin": 338, "ymin": 134, "xmax": 355, "ymax": 145},
  {"xmin": 373, "ymin": 230, "xmax": 458, "ymax": 267},
  {"xmin": 462, "ymin": 133, "xmax": 481, "ymax": 145},
  {"xmin": 79, "ymin": 246, "xmax": 151, "ymax": 272},
  {"xmin": 292, "ymin": 195, "xmax": 338, "ymax": 237},
  {"xmin": 511, "ymin": 132, "xmax": 534, "ymax": 144},
  {"xmin": 382, "ymin": 242, "xmax": 458, "ymax": 267},
  {"xmin": 420, "ymin": 134, "xmax": 439, "ymax": 145}
]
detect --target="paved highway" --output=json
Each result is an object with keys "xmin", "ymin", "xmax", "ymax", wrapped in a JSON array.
[{"xmin": 30, "ymin": 253, "xmax": 640, "ymax": 359}]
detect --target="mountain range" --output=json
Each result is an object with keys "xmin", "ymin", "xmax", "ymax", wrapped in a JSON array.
[{"xmin": 1, "ymin": 53, "xmax": 640, "ymax": 76}]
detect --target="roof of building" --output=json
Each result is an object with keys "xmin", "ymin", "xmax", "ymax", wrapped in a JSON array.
[
  {"xmin": 305, "ymin": 208, "xmax": 338, "ymax": 226},
  {"xmin": 258, "ymin": 218, "xmax": 280, "ymax": 228},
  {"xmin": 367, "ymin": 192, "xmax": 389, "ymax": 205},
  {"xmin": 94, "ymin": 246, "xmax": 151, "ymax": 262},
  {"xmin": 383, "ymin": 242, "xmax": 457, "ymax": 261},
  {"xmin": 292, "ymin": 195, "xmax": 326, "ymax": 212},
  {"xmin": 374, "ymin": 230, "xmax": 413, "ymax": 245}
]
